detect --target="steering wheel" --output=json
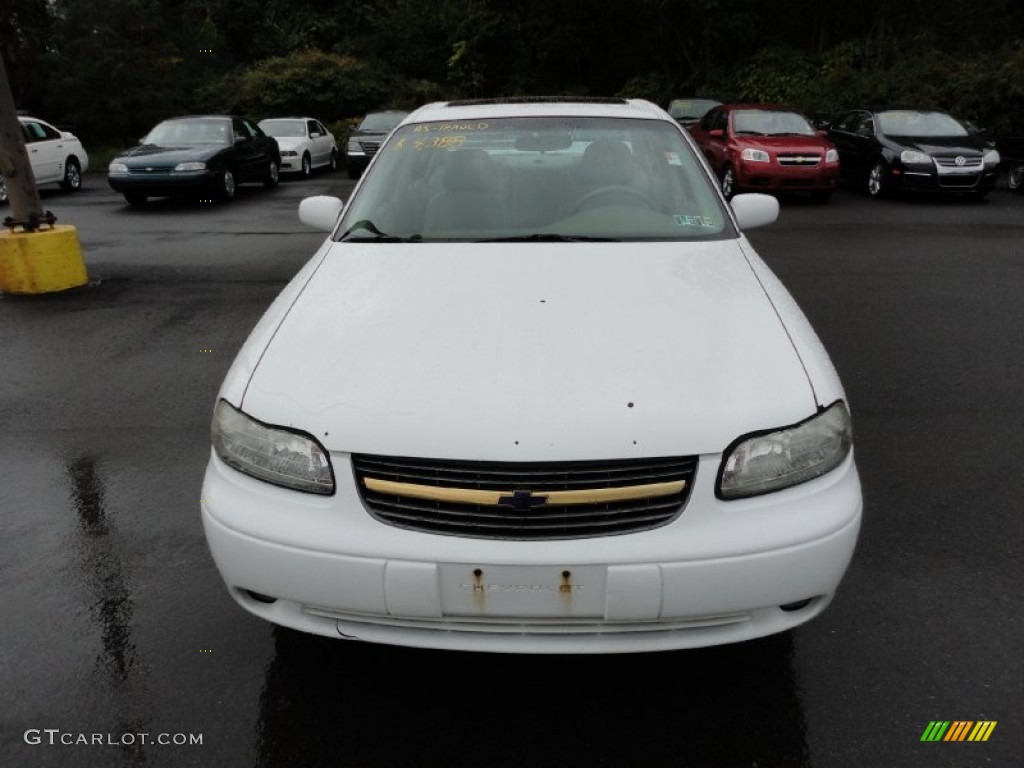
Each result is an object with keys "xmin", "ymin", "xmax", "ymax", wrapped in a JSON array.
[{"xmin": 573, "ymin": 185, "xmax": 656, "ymax": 213}]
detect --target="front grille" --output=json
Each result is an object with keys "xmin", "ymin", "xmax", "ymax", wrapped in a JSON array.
[
  {"xmin": 777, "ymin": 154, "xmax": 821, "ymax": 166},
  {"xmin": 128, "ymin": 166, "xmax": 174, "ymax": 174},
  {"xmin": 352, "ymin": 454, "xmax": 698, "ymax": 540},
  {"xmin": 935, "ymin": 155, "xmax": 982, "ymax": 169},
  {"xmin": 358, "ymin": 140, "xmax": 381, "ymax": 156}
]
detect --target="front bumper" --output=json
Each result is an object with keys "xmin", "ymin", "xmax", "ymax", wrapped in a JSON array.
[
  {"xmin": 108, "ymin": 171, "xmax": 219, "ymax": 197},
  {"xmin": 735, "ymin": 161, "xmax": 839, "ymax": 193},
  {"xmin": 892, "ymin": 166, "xmax": 999, "ymax": 192},
  {"xmin": 201, "ymin": 451, "xmax": 862, "ymax": 653}
]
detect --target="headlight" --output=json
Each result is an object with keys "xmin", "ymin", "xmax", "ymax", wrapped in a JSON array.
[
  {"xmin": 174, "ymin": 162, "xmax": 206, "ymax": 172},
  {"xmin": 281, "ymin": 150, "xmax": 298, "ymax": 157},
  {"xmin": 108, "ymin": 162, "xmax": 128, "ymax": 173},
  {"xmin": 825, "ymin": 148, "xmax": 839, "ymax": 163},
  {"xmin": 718, "ymin": 401, "xmax": 852, "ymax": 499},
  {"xmin": 740, "ymin": 148, "xmax": 770, "ymax": 163},
  {"xmin": 900, "ymin": 150, "xmax": 932, "ymax": 165},
  {"xmin": 211, "ymin": 400, "xmax": 334, "ymax": 494},
  {"xmin": 983, "ymin": 149, "xmax": 1000, "ymax": 166},
  {"xmin": 347, "ymin": 138, "xmax": 361, "ymax": 152}
]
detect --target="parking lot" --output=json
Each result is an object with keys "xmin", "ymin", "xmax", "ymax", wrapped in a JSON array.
[{"xmin": 2, "ymin": 174, "xmax": 1022, "ymax": 767}]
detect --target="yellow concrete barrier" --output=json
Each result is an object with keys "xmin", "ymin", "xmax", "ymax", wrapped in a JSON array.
[{"xmin": 0, "ymin": 224, "xmax": 89, "ymax": 294}]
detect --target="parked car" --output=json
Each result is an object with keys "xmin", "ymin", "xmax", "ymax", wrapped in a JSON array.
[
  {"xmin": 827, "ymin": 108, "xmax": 1000, "ymax": 199},
  {"xmin": 666, "ymin": 98, "xmax": 722, "ymax": 127},
  {"xmin": 0, "ymin": 116, "xmax": 88, "ymax": 205},
  {"xmin": 689, "ymin": 104, "xmax": 839, "ymax": 201},
  {"xmin": 201, "ymin": 96, "xmax": 862, "ymax": 654},
  {"xmin": 345, "ymin": 109, "xmax": 409, "ymax": 178},
  {"xmin": 107, "ymin": 115, "xmax": 280, "ymax": 206},
  {"xmin": 258, "ymin": 117, "xmax": 338, "ymax": 177},
  {"xmin": 997, "ymin": 134, "xmax": 1024, "ymax": 191}
]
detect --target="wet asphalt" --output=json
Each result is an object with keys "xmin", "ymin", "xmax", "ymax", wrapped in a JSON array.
[{"xmin": 1, "ymin": 173, "xmax": 1021, "ymax": 768}]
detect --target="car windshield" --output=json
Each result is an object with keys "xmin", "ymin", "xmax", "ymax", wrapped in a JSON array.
[
  {"xmin": 260, "ymin": 119, "xmax": 305, "ymax": 138},
  {"xmin": 668, "ymin": 99, "xmax": 720, "ymax": 120},
  {"xmin": 732, "ymin": 110, "xmax": 815, "ymax": 136},
  {"xmin": 338, "ymin": 116, "xmax": 732, "ymax": 242},
  {"xmin": 877, "ymin": 110, "xmax": 968, "ymax": 137},
  {"xmin": 358, "ymin": 112, "xmax": 409, "ymax": 132},
  {"xmin": 143, "ymin": 118, "xmax": 230, "ymax": 146}
]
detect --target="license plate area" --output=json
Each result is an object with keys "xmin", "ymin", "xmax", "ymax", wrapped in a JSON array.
[{"xmin": 439, "ymin": 564, "xmax": 607, "ymax": 618}]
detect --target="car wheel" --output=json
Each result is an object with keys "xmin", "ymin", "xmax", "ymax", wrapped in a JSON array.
[
  {"xmin": 721, "ymin": 166, "xmax": 736, "ymax": 200},
  {"xmin": 1008, "ymin": 163, "xmax": 1024, "ymax": 191},
  {"xmin": 866, "ymin": 161, "xmax": 888, "ymax": 198},
  {"xmin": 264, "ymin": 161, "xmax": 280, "ymax": 188},
  {"xmin": 328, "ymin": 150, "xmax": 338, "ymax": 172},
  {"xmin": 60, "ymin": 158, "xmax": 82, "ymax": 192},
  {"xmin": 300, "ymin": 153, "xmax": 311, "ymax": 178},
  {"xmin": 124, "ymin": 193, "xmax": 147, "ymax": 207},
  {"xmin": 218, "ymin": 169, "xmax": 236, "ymax": 200},
  {"xmin": 0, "ymin": 173, "xmax": 7, "ymax": 205}
]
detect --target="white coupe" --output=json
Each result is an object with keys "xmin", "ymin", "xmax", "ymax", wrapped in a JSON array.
[{"xmin": 203, "ymin": 98, "xmax": 862, "ymax": 653}]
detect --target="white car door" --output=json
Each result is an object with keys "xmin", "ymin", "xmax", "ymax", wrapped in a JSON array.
[{"xmin": 22, "ymin": 120, "xmax": 63, "ymax": 184}]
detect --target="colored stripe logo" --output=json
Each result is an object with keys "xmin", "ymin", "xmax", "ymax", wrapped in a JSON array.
[{"xmin": 920, "ymin": 721, "xmax": 997, "ymax": 742}]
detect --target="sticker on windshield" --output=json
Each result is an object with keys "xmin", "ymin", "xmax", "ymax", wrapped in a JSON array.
[
  {"xmin": 393, "ymin": 135, "xmax": 468, "ymax": 151},
  {"xmin": 664, "ymin": 151, "xmax": 683, "ymax": 166},
  {"xmin": 412, "ymin": 122, "xmax": 490, "ymax": 133},
  {"xmin": 674, "ymin": 214, "xmax": 717, "ymax": 227}
]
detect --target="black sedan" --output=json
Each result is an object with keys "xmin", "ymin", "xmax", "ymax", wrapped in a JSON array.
[
  {"xmin": 108, "ymin": 116, "xmax": 281, "ymax": 206},
  {"xmin": 827, "ymin": 108, "xmax": 1000, "ymax": 199}
]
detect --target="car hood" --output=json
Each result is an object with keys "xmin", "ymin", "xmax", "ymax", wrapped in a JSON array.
[
  {"xmin": 884, "ymin": 135, "xmax": 986, "ymax": 155},
  {"xmin": 117, "ymin": 144, "xmax": 224, "ymax": 165},
  {"xmin": 739, "ymin": 135, "xmax": 832, "ymax": 152},
  {"xmin": 239, "ymin": 241, "xmax": 817, "ymax": 460},
  {"xmin": 272, "ymin": 137, "xmax": 307, "ymax": 151}
]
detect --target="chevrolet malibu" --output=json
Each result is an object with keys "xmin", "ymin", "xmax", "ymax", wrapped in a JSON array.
[{"xmin": 201, "ymin": 97, "xmax": 862, "ymax": 653}]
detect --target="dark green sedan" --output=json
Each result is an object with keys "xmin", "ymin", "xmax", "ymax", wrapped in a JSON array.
[{"xmin": 107, "ymin": 115, "xmax": 281, "ymax": 206}]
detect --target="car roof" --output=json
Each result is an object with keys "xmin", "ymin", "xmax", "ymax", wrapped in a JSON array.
[
  {"xmin": 718, "ymin": 103, "xmax": 804, "ymax": 113},
  {"xmin": 259, "ymin": 116, "xmax": 320, "ymax": 121},
  {"xmin": 405, "ymin": 97, "xmax": 669, "ymax": 124}
]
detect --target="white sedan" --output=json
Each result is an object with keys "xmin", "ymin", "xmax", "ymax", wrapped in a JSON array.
[
  {"xmin": 0, "ymin": 116, "xmax": 89, "ymax": 204},
  {"xmin": 203, "ymin": 98, "xmax": 862, "ymax": 653},
  {"xmin": 257, "ymin": 117, "xmax": 337, "ymax": 177}
]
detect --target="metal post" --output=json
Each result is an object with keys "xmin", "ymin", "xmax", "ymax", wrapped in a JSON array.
[{"xmin": 0, "ymin": 53, "xmax": 45, "ymax": 227}]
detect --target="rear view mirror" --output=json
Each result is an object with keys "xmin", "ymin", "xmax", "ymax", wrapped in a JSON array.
[
  {"xmin": 515, "ymin": 131, "xmax": 572, "ymax": 152},
  {"xmin": 299, "ymin": 196, "xmax": 345, "ymax": 232}
]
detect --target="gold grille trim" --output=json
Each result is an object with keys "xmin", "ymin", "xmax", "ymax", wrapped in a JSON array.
[{"xmin": 363, "ymin": 477, "xmax": 686, "ymax": 506}]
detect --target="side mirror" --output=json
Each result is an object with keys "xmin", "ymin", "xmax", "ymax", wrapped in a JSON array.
[
  {"xmin": 299, "ymin": 196, "xmax": 345, "ymax": 232},
  {"xmin": 309, "ymin": 131, "xmax": 321, "ymax": 138},
  {"xmin": 730, "ymin": 193, "xmax": 779, "ymax": 230},
  {"xmin": 708, "ymin": 128, "xmax": 724, "ymax": 139}
]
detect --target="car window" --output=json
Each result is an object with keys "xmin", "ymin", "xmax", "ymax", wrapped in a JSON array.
[
  {"xmin": 243, "ymin": 119, "xmax": 264, "ymax": 138},
  {"xmin": 338, "ymin": 116, "xmax": 734, "ymax": 243},
  {"xmin": 316, "ymin": 121, "xmax": 329, "ymax": 136},
  {"xmin": 358, "ymin": 112, "xmax": 409, "ymax": 132},
  {"xmin": 232, "ymin": 118, "xmax": 252, "ymax": 141},
  {"xmin": 732, "ymin": 110, "xmax": 814, "ymax": 136},
  {"xmin": 144, "ymin": 117, "xmax": 230, "ymax": 145},
  {"xmin": 260, "ymin": 119, "xmax": 305, "ymax": 138},
  {"xmin": 877, "ymin": 110, "xmax": 968, "ymax": 137},
  {"xmin": 832, "ymin": 112, "xmax": 859, "ymax": 133},
  {"xmin": 22, "ymin": 121, "xmax": 57, "ymax": 142},
  {"xmin": 307, "ymin": 120, "xmax": 319, "ymax": 136},
  {"xmin": 854, "ymin": 115, "xmax": 874, "ymax": 137}
]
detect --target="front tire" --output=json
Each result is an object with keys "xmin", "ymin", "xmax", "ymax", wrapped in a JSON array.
[
  {"xmin": 328, "ymin": 150, "xmax": 338, "ymax": 172},
  {"xmin": 218, "ymin": 169, "xmax": 236, "ymax": 201},
  {"xmin": 264, "ymin": 160, "xmax": 280, "ymax": 188},
  {"xmin": 300, "ymin": 153, "xmax": 311, "ymax": 178},
  {"xmin": 866, "ymin": 160, "xmax": 889, "ymax": 198},
  {"xmin": 0, "ymin": 173, "xmax": 7, "ymax": 205},
  {"xmin": 60, "ymin": 158, "xmax": 82, "ymax": 192},
  {"xmin": 1008, "ymin": 163, "xmax": 1024, "ymax": 192},
  {"xmin": 721, "ymin": 166, "xmax": 736, "ymax": 200}
]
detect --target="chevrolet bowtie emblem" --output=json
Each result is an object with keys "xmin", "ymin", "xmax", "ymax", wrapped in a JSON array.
[{"xmin": 497, "ymin": 490, "xmax": 549, "ymax": 510}]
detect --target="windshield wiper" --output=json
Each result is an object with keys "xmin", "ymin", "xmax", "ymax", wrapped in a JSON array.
[
  {"xmin": 338, "ymin": 219, "xmax": 422, "ymax": 242},
  {"xmin": 478, "ymin": 233, "xmax": 620, "ymax": 242}
]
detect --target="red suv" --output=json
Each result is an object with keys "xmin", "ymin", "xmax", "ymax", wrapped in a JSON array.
[{"xmin": 690, "ymin": 104, "xmax": 839, "ymax": 202}]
